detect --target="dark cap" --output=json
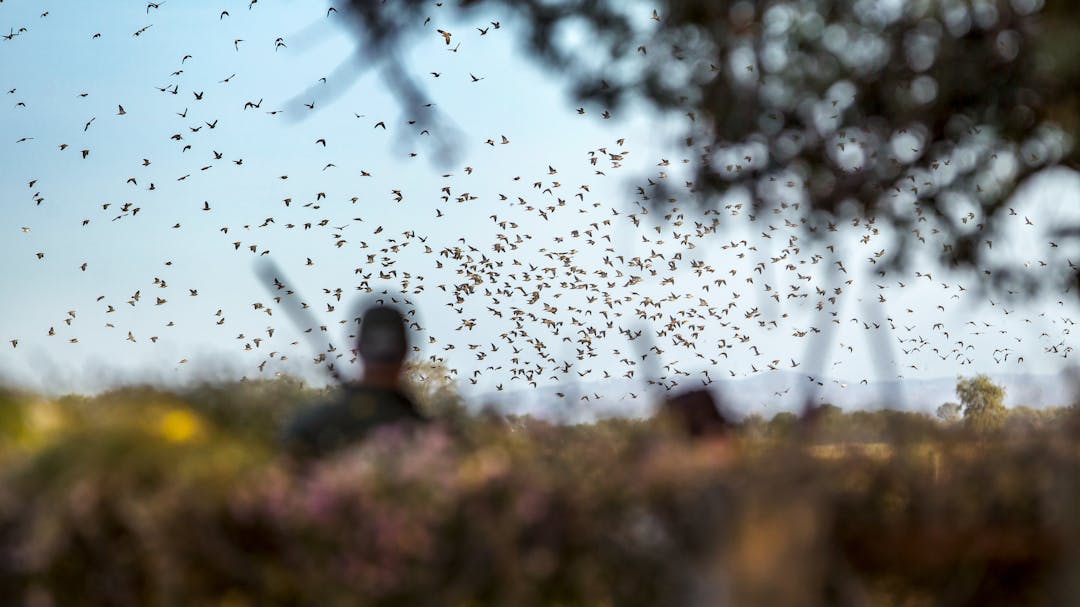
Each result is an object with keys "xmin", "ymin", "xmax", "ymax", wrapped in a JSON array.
[{"xmin": 357, "ymin": 305, "xmax": 408, "ymax": 363}]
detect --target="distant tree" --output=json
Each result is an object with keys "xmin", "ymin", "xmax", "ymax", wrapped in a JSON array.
[
  {"xmin": 800, "ymin": 403, "xmax": 843, "ymax": 441},
  {"xmin": 845, "ymin": 410, "xmax": 888, "ymax": 442},
  {"xmin": 767, "ymin": 411, "xmax": 799, "ymax": 438},
  {"xmin": 936, "ymin": 401, "xmax": 963, "ymax": 424},
  {"xmin": 404, "ymin": 359, "xmax": 466, "ymax": 420},
  {"xmin": 342, "ymin": 0, "xmax": 1080, "ymax": 295},
  {"xmin": 740, "ymin": 412, "xmax": 767, "ymax": 439},
  {"xmin": 1043, "ymin": 405, "xmax": 1076, "ymax": 424},
  {"xmin": 815, "ymin": 403, "xmax": 842, "ymax": 419},
  {"xmin": 956, "ymin": 374, "xmax": 1007, "ymax": 432},
  {"xmin": 1006, "ymin": 404, "xmax": 1041, "ymax": 434}
]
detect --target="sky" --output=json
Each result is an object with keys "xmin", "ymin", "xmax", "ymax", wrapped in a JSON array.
[{"xmin": 0, "ymin": 1, "xmax": 1077, "ymax": 413}]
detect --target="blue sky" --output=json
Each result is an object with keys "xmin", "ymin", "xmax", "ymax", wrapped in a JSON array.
[{"xmin": 1, "ymin": 1, "xmax": 1077, "ymax": 409}]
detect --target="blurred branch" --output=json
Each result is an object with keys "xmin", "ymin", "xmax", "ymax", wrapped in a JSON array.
[{"xmin": 338, "ymin": 0, "xmax": 1080, "ymax": 297}]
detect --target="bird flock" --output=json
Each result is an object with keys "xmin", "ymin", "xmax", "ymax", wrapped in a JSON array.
[{"xmin": 2, "ymin": 2, "xmax": 1076, "ymax": 404}]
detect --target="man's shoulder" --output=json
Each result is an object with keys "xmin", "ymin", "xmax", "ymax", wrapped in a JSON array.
[{"xmin": 281, "ymin": 384, "xmax": 429, "ymax": 458}]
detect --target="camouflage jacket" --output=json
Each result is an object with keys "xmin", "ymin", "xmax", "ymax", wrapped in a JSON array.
[{"xmin": 283, "ymin": 384, "xmax": 426, "ymax": 458}]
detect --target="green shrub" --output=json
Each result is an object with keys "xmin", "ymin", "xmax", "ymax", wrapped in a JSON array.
[{"xmin": 0, "ymin": 380, "xmax": 1078, "ymax": 606}]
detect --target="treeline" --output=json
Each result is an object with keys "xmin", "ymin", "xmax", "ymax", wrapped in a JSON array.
[
  {"xmin": 3, "ymin": 372, "xmax": 1072, "ymax": 451},
  {"xmin": 742, "ymin": 402, "xmax": 1075, "ymax": 444}
]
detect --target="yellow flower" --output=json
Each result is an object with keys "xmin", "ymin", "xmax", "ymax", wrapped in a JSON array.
[{"xmin": 159, "ymin": 408, "xmax": 202, "ymax": 443}]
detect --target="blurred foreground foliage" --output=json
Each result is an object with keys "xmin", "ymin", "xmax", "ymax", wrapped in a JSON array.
[{"xmin": 2, "ymin": 378, "xmax": 1080, "ymax": 606}]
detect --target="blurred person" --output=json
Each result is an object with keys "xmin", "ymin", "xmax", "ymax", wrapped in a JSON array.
[
  {"xmin": 283, "ymin": 304, "xmax": 426, "ymax": 458},
  {"xmin": 660, "ymin": 389, "xmax": 734, "ymax": 441},
  {"xmin": 652, "ymin": 388, "xmax": 738, "ymax": 465}
]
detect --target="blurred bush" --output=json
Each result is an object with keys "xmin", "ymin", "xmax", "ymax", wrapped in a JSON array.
[{"xmin": 0, "ymin": 379, "xmax": 1078, "ymax": 606}]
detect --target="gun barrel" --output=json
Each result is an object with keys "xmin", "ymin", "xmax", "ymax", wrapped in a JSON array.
[{"xmin": 255, "ymin": 258, "xmax": 346, "ymax": 384}]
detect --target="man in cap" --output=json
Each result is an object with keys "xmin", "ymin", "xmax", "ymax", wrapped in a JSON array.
[{"xmin": 283, "ymin": 304, "xmax": 426, "ymax": 458}]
